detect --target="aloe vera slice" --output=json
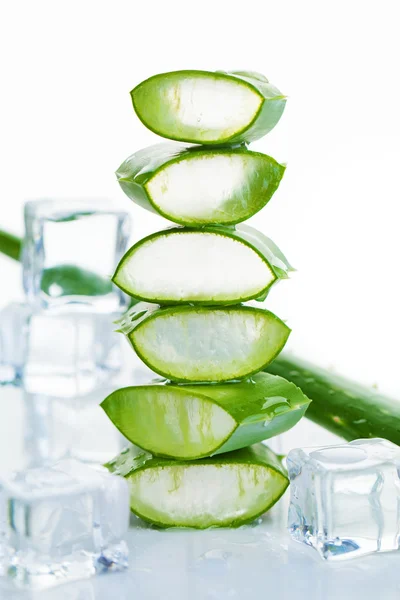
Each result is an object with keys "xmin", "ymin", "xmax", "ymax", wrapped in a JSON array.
[
  {"xmin": 112, "ymin": 225, "xmax": 292, "ymax": 304},
  {"xmin": 131, "ymin": 70, "xmax": 286, "ymax": 145},
  {"xmin": 102, "ymin": 372, "xmax": 310, "ymax": 460},
  {"xmin": 117, "ymin": 303, "xmax": 290, "ymax": 382},
  {"xmin": 116, "ymin": 144, "xmax": 285, "ymax": 226},
  {"xmin": 106, "ymin": 443, "xmax": 288, "ymax": 528}
]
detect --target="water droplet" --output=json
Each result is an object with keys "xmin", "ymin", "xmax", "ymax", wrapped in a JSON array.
[
  {"xmin": 310, "ymin": 446, "xmax": 367, "ymax": 465},
  {"xmin": 192, "ymin": 548, "xmax": 233, "ymax": 572},
  {"xmin": 353, "ymin": 418, "xmax": 367, "ymax": 425},
  {"xmin": 262, "ymin": 396, "xmax": 289, "ymax": 410},
  {"xmin": 262, "ymin": 396, "xmax": 290, "ymax": 426},
  {"xmin": 201, "ymin": 549, "xmax": 232, "ymax": 561},
  {"xmin": 334, "ymin": 537, "xmax": 342, "ymax": 546},
  {"xmin": 49, "ymin": 283, "xmax": 63, "ymax": 297},
  {"xmin": 274, "ymin": 405, "xmax": 289, "ymax": 415}
]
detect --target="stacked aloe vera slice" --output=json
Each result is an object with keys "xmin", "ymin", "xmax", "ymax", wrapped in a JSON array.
[{"xmin": 104, "ymin": 70, "xmax": 311, "ymax": 528}]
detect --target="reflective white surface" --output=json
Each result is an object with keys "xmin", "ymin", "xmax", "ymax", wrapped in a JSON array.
[{"xmin": 0, "ymin": 385, "xmax": 399, "ymax": 600}]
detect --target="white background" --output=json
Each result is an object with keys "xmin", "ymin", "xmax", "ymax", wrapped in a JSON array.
[{"xmin": 1, "ymin": 0, "xmax": 399, "ymax": 396}]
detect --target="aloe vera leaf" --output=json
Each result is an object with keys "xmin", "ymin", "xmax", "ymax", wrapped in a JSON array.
[
  {"xmin": 266, "ymin": 354, "xmax": 400, "ymax": 444},
  {"xmin": 112, "ymin": 225, "xmax": 292, "ymax": 305},
  {"xmin": 0, "ymin": 230, "xmax": 22, "ymax": 261},
  {"xmin": 0, "ymin": 230, "xmax": 117, "ymax": 299},
  {"xmin": 131, "ymin": 70, "xmax": 286, "ymax": 145},
  {"xmin": 106, "ymin": 443, "xmax": 288, "ymax": 528},
  {"xmin": 226, "ymin": 70, "xmax": 270, "ymax": 83},
  {"xmin": 40, "ymin": 264, "xmax": 113, "ymax": 297},
  {"xmin": 101, "ymin": 372, "xmax": 311, "ymax": 460},
  {"xmin": 116, "ymin": 143, "xmax": 285, "ymax": 226},
  {"xmin": 117, "ymin": 303, "xmax": 290, "ymax": 382}
]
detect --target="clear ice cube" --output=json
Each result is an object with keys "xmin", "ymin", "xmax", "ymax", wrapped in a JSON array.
[
  {"xmin": 0, "ymin": 303, "xmax": 30, "ymax": 385},
  {"xmin": 23, "ymin": 199, "xmax": 131, "ymax": 312},
  {"xmin": 0, "ymin": 459, "xmax": 130, "ymax": 589},
  {"xmin": 0, "ymin": 303, "xmax": 121, "ymax": 395},
  {"xmin": 24, "ymin": 389, "xmax": 128, "ymax": 466},
  {"xmin": 287, "ymin": 438, "xmax": 400, "ymax": 560}
]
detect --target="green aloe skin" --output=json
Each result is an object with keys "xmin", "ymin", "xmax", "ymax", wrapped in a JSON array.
[
  {"xmin": 131, "ymin": 70, "xmax": 286, "ymax": 145},
  {"xmin": 266, "ymin": 354, "xmax": 400, "ymax": 445},
  {"xmin": 0, "ymin": 230, "xmax": 21, "ymax": 261},
  {"xmin": 102, "ymin": 372, "xmax": 311, "ymax": 460},
  {"xmin": 106, "ymin": 443, "xmax": 289, "ymax": 528},
  {"xmin": 116, "ymin": 143, "xmax": 286, "ymax": 226}
]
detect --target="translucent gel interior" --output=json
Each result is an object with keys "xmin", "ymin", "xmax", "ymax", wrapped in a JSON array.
[
  {"xmin": 129, "ymin": 463, "xmax": 281, "ymax": 527},
  {"xmin": 116, "ymin": 233, "xmax": 274, "ymax": 302}
]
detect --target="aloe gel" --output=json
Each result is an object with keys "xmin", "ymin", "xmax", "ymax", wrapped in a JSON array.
[
  {"xmin": 117, "ymin": 303, "xmax": 290, "ymax": 382},
  {"xmin": 112, "ymin": 225, "xmax": 292, "ymax": 305},
  {"xmin": 106, "ymin": 443, "xmax": 289, "ymax": 528}
]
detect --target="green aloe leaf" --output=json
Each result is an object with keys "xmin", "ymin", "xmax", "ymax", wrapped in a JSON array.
[
  {"xmin": 116, "ymin": 143, "xmax": 285, "ymax": 226},
  {"xmin": 0, "ymin": 229, "xmax": 133, "ymax": 301},
  {"xmin": 40, "ymin": 264, "xmax": 113, "ymax": 297},
  {"xmin": 102, "ymin": 372, "xmax": 310, "ymax": 460},
  {"xmin": 266, "ymin": 354, "xmax": 400, "ymax": 445},
  {"xmin": 116, "ymin": 303, "xmax": 290, "ymax": 382},
  {"xmin": 106, "ymin": 443, "xmax": 289, "ymax": 528},
  {"xmin": 131, "ymin": 70, "xmax": 286, "ymax": 145},
  {"xmin": 112, "ymin": 225, "xmax": 292, "ymax": 305},
  {"xmin": 0, "ymin": 230, "xmax": 22, "ymax": 261}
]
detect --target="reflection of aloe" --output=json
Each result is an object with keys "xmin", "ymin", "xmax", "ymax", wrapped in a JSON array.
[
  {"xmin": 0, "ymin": 229, "xmax": 112, "ymax": 297},
  {"xmin": 40, "ymin": 265, "xmax": 112, "ymax": 297}
]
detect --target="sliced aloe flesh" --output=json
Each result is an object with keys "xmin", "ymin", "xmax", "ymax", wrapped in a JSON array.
[
  {"xmin": 116, "ymin": 144, "xmax": 285, "ymax": 226},
  {"xmin": 112, "ymin": 225, "xmax": 292, "ymax": 305},
  {"xmin": 117, "ymin": 304, "xmax": 290, "ymax": 382},
  {"xmin": 101, "ymin": 372, "xmax": 311, "ymax": 460},
  {"xmin": 106, "ymin": 443, "xmax": 289, "ymax": 528},
  {"xmin": 131, "ymin": 70, "xmax": 286, "ymax": 145}
]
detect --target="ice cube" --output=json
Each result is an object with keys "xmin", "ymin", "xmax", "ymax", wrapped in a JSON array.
[
  {"xmin": 0, "ymin": 459, "xmax": 129, "ymax": 589},
  {"xmin": 23, "ymin": 199, "xmax": 131, "ymax": 312},
  {"xmin": 287, "ymin": 438, "xmax": 400, "ymax": 560},
  {"xmin": 24, "ymin": 389, "xmax": 128, "ymax": 466},
  {"xmin": 0, "ymin": 303, "xmax": 121, "ymax": 394},
  {"xmin": 0, "ymin": 303, "xmax": 30, "ymax": 386}
]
